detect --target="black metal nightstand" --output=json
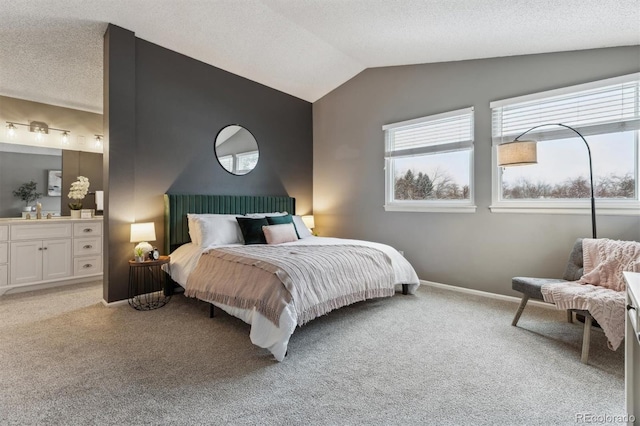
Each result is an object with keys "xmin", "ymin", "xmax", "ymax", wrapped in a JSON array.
[{"xmin": 128, "ymin": 256, "xmax": 171, "ymax": 310}]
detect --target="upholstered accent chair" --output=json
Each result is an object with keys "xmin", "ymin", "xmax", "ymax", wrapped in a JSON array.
[{"xmin": 511, "ymin": 238, "xmax": 596, "ymax": 363}]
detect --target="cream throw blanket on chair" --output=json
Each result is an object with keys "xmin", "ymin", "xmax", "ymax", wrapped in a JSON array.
[{"xmin": 542, "ymin": 238, "xmax": 640, "ymax": 350}]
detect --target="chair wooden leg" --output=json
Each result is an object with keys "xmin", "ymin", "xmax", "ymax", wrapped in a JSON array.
[
  {"xmin": 567, "ymin": 310, "xmax": 573, "ymax": 323},
  {"xmin": 581, "ymin": 314, "xmax": 592, "ymax": 364},
  {"xmin": 512, "ymin": 295, "xmax": 530, "ymax": 326}
]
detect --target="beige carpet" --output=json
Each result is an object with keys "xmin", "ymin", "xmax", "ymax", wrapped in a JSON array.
[{"xmin": 0, "ymin": 281, "xmax": 625, "ymax": 425}]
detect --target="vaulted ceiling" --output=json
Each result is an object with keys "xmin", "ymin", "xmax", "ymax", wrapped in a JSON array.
[{"xmin": 1, "ymin": 0, "xmax": 638, "ymax": 113}]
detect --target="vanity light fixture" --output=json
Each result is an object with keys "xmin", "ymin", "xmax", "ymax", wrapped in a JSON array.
[
  {"xmin": 4, "ymin": 121, "xmax": 71, "ymax": 145},
  {"xmin": 94, "ymin": 135, "xmax": 103, "ymax": 149}
]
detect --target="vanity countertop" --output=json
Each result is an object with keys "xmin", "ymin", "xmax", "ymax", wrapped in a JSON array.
[{"xmin": 0, "ymin": 216, "xmax": 103, "ymax": 224}]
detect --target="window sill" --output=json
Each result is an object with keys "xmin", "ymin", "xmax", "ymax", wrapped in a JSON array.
[
  {"xmin": 384, "ymin": 204, "xmax": 477, "ymax": 213},
  {"xmin": 489, "ymin": 203, "xmax": 640, "ymax": 216}
]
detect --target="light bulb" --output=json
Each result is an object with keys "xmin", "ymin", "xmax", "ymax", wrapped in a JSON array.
[
  {"xmin": 94, "ymin": 135, "xmax": 103, "ymax": 148},
  {"xmin": 6, "ymin": 123, "xmax": 16, "ymax": 139},
  {"xmin": 34, "ymin": 129, "xmax": 44, "ymax": 143},
  {"xmin": 61, "ymin": 131, "xmax": 70, "ymax": 145}
]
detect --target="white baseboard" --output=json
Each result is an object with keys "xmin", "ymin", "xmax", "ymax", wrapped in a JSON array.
[
  {"xmin": 101, "ymin": 290, "xmax": 166, "ymax": 308},
  {"xmin": 419, "ymin": 280, "xmax": 556, "ymax": 310},
  {"xmin": 101, "ymin": 299, "xmax": 129, "ymax": 308},
  {"xmin": 0, "ymin": 275, "xmax": 102, "ymax": 297}
]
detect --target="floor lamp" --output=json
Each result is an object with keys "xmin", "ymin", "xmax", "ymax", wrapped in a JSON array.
[{"xmin": 497, "ymin": 123, "xmax": 597, "ymax": 239}]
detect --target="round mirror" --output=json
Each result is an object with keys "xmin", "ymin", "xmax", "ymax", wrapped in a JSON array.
[{"xmin": 214, "ymin": 125, "xmax": 259, "ymax": 175}]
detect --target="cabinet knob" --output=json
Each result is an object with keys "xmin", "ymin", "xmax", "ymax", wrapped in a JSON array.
[
  {"xmin": 43, "ymin": 247, "xmax": 48, "ymax": 250},
  {"xmin": 83, "ymin": 245, "xmax": 93, "ymax": 249},
  {"xmin": 83, "ymin": 228, "xmax": 93, "ymax": 233},
  {"xmin": 83, "ymin": 264, "xmax": 93, "ymax": 269},
  {"xmin": 627, "ymin": 304, "xmax": 636, "ymax": 311},
  {"xmin": 38, "ymin": 247, "xmax": 43, "ymax": 251}
]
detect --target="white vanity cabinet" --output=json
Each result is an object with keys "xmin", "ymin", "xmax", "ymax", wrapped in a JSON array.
[
  {"xmin": 625, "ymin": 272, "xmax": 640, "ymax": 425},
  {"xmin": 0, "ymin": 225, "xmax": 8, "ymax": 287},
  {"xmin": 10, "ymin": 239, "xmax": 72, "ymax": 284},
  {"xmin": 72, "ymin": 222, "xmax": 103, "ymax": 276},
  {"xmin": 0, "ymin": 218, "xmax": 103, "ymax": 295}
]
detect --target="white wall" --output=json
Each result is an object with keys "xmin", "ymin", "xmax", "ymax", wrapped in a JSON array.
[{"xmin": 313, "ymin": 46, "xmax": 640, "ymax": 296}]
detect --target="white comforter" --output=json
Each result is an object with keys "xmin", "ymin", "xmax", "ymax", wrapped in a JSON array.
[{"xmin": 168, "ymin": 236, "xmax": 420, "ymax": 361}]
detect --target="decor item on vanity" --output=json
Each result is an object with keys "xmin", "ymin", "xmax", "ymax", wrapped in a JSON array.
[
  {"xmin": 497, "ymin": 123, "xmax": 597, "ymax": 238},
  {"xmin": 68, "ymin": 176, "xmax": 90, "ymax": 219},
  {"xmin": 47, "ymin": 170, "xmax": 62, "ymax": 197},
  {"xmin": 12, "ymin": 180, "xmax": 42, "ymax": 214},
  {"xmin": 130, "ymin": 222, "xmax": 156, "ymax": 262}
]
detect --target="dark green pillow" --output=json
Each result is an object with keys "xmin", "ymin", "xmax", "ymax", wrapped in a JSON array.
[
  {"xmin": 266, "ymin": 214, "xmax": 300, "ymax": 238},
  {"xmin": 236, "ymin": 217, "xmax": 268, "ymax": 245}
]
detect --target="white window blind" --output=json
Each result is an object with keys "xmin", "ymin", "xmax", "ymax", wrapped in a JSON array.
[
  {"xmin": 384, "ymin": 107, "xmax": 474, "ymax": 158},
  {"xmin": 491, "ymin": 73, "xmax": 640, "ymax": 144}
]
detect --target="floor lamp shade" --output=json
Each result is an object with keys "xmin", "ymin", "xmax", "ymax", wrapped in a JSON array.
[{"xmin": 497, "ymin": 140, "xmax": 537, "ymax": 166}]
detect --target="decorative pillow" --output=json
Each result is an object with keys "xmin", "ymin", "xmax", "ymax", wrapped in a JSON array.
[
  {"xmin": 266, "ymin": 214, "xmax": 300, "ymax": 238},
  {"xmin": 292, "ymin": 215, "xmax": 312, "ymax": 239},
  {"xmin": 244, "ymin": 212, "xmax": 288, "ymax": 218},
  {"xmin": 263, "ymin": 223, "xmax": 298, "ymax": 245},
  {"xmin": 187, "ymin": 214, "xmax": 244, "ymax": 247},
  {"xmin": 187, "ymin": 214, "xmax": 202, "ymax": 245},
  {"xmin": 236, "ymin": 217, "xmax": 268, "ymax": 245}
]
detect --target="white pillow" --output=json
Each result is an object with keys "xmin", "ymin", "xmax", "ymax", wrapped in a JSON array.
[
  {"xmin": 292, "ymin": 215, "xmax": 312, "ymax": 238},
  {"xmin": 187, "ymin": 213, "xmax": 244, "ymax": 247},
  {"xmin": 244, "ymin": 211, "xmax": 288, "ymax": 218},
  {"xmin": 187, "ymin": 214, "xmax": 202, "ymax": 245},
  {"xmin": 262, "ymin": 223, "xmax": 298, "ymax": 244}
]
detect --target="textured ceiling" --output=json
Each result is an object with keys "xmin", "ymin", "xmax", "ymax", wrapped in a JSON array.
[{"xmin": 0, "ymin": 0, "xmax": 638, "ymax": 113}]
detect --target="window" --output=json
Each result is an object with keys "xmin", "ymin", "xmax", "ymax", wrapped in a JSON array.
[
  {"xmin": 218, "ymin": 155, "xmax": 233, "ymax": 172},
  {"xmin": 490, "ymin": 73, "xmax": 640, "ymax": 214},
  {"xmin": 236, "ymin": 150, "xmax": 259, "ymax": 174},
  {"xmin": 383, "ymin": 107, "xmax": 475, "ymax": 212}
]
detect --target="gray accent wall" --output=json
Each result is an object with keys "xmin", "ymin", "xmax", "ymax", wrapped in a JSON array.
[
  {"xmin": 313, "ymin": 46, "xmax": 640, "ymax": 296},
  {"xmin": 104, "ymin": 25, "xmax": 312, "ymax": 302}
]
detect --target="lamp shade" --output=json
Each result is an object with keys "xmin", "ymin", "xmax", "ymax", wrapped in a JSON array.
[
  {"xmin": 301, "ymin": 215, "xmax": 315, "ymax": 229},
  {"xmin": 497, "ymin": 140, "xmax": 537, "ymax": 167},
  {"xmin": 130, "ymin": 222, "xmax": 156, "ymax": 243}
]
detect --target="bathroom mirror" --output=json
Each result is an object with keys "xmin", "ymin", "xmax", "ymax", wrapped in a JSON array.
[{"xmin": 214, "ymin": 125, "xmax": 259, "ymax": 175}]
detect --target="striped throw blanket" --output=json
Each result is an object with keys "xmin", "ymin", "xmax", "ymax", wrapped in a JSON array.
[{"xmin": 185, "ymin": 245, "xmax": 395, "ymax": 326}]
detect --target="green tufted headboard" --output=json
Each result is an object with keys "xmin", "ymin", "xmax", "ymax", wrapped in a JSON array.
[{"xmin": 164, "ymin": 194, "xmax": 296, "ymax": 253}]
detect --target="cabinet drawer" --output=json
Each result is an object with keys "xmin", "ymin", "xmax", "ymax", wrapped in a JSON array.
[
  {"xmin": 73, "ymin": 237, "xmax": 102, "ymax": 256},
  {"xmin": 74, "ymin": 256, "xmax": 102, "ymax": 276},
  {"xmin": 73, "ymin": 222, "xmax": 102, "ymax": 237},
  {"xmin": 0, "ymin": 225, "xmax": 7, "ymax": 241},
  {"xmin": 11, "ymin": 223, "xmax": 72, "ymax": 240},
  {"xmin": 0, "ymin": 242, "xmax": 7, "ymax": 264},
  {"xmin": 0, "ymin": 264, "xmax": 6, "ymax": 286}
]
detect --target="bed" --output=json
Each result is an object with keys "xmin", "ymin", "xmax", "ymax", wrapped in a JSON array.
[{"xmin": 164, "ymin": 194, "xmax": 420, "ymax": 361}]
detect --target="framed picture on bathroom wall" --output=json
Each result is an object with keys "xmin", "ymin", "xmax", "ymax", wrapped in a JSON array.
[{"xmin": 48, "ymin": 170, "xmax": 62, "ymax": 196}]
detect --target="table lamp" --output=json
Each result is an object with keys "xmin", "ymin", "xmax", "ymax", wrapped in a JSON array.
[
  {"xmin": 130, "ymin": 222, "xmax": 156, "ymax": 261},
  {"xmin": 302, "ymin": 215, "xmax": 315, "ymax": 234}
]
